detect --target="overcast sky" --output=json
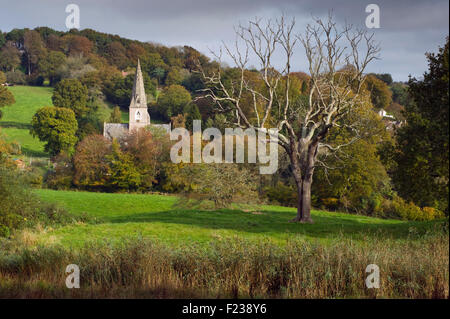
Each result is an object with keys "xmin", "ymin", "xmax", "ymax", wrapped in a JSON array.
[{"xmin": 0, "ymin": 0, "xmax": 448, "ymax": 81}]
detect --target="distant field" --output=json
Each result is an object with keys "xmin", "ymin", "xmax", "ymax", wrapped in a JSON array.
[
  {"xmin": 34, "ymin": 189, "xmax": 441, "ymax": 248},
  {"xmin": 0, "ymin": 85, "xmax": 130, "ymax": 158},
  {"xmin": 95, "ymin": 99, "xmax": 129, "ymax": 124},
  {"xmin": 0, "ymin": 86, "xmax": 52, "ymax": 157}
]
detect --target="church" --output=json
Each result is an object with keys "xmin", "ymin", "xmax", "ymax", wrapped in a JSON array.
[{"xmin": 103, "ymin": 60, "xmax": 171, "ymax": 140}]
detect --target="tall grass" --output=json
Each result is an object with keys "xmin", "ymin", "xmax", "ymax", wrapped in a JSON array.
[{"xmin": 0, "ymin": 229, "xmax": 448, "ymax": 299}]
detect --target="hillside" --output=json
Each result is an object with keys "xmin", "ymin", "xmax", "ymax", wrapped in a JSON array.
[
  {"xmin": 0, "ymin": 85, "xmax": 128, "ymax": 158},
  {"xmin": 0, "ymin": 86, "xmax": 51, "ymax": 157},
  {"xmin": 34, "ymin": 189, "xmax": 441, "ymax": 248}
]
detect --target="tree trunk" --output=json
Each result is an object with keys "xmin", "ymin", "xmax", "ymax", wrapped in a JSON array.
[
  {"xmin": 291, "ymin": 171, "xmax": 314, "ymax": 223},
  {"xmin": 290, "ymin": 143, "xmax": 317, "ymax": 223},
  {"xmin": 300, "ymin": 174, "xmax": 314, "ymax": 222}
]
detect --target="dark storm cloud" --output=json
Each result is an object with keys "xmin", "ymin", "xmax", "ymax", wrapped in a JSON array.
[{"xmin": 0, "ymin": 0, "xmax": 448, "ymax": 80}]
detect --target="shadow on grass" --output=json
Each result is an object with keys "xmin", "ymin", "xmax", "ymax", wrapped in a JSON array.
[
  {"xmin": 105, "ymin": 207, "xmax": 442, "ymax": 241},
  {"xmin": 0, "ymin": 121, "xmax": 32, "ymax": 130},
  {"xmin": 20, "ymin": 146, "xmax": 48, "ymax": 158}
]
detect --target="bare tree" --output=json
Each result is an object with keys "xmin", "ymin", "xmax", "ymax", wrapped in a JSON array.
[{"xmin": 198, "ymin": 14, "xmax": 380, "ymax": 223}]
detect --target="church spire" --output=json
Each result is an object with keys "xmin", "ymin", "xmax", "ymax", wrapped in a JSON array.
[
  {"xmin": 129, "ymin": 58, "xmax": 150, "ymax": 131},
  {"xmin": 131, "ymin": 58, "xmax": 147, "ymax": 108}
]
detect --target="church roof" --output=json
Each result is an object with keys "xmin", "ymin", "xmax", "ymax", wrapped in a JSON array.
[{"xmin": 103, "ymin": 123, "xmax": 129, "ymax": 140}]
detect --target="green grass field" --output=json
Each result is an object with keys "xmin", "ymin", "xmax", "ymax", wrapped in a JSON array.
[
  {"xmin": 34, "ymin": 189, "xmax": 441, "ymax": 248},
  {"xmin": 0, "ymin": 86, "xmax": 52, "ymax": 157},
  {"xmin": 0, "ymin": 86, "xmax": 130, "ymax": 158},
  {"xmin": 94, "ymin": 99, "xmax": 129, "ymax": 124}
]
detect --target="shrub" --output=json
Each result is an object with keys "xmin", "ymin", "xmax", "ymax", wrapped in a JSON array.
[
  {"xmin": 422, "ymin": 207, "xmax": 445, "ymax": 220},
  {"xmin": 380, "ymin": 196, "xmax": 445, "ymax": 221},
  {"xmin": 0, "ymin": 224, "xmax": 10, "ymax": 238},
  {"xmin": 0, "ymin": 85, "xmax": 15, "ymax": 110},
  {"xmin": 5, "ymin": 70, "xmax": 26, "ymax": 85},
  {"xmin": 27, "ymin": 74, "xmax": 45, "ymax": 86},
  {"xmin": 359, "ymin": 193, "xmax": 383, "ymax": 216},
  {"xmin": 1, "ymin": 160, "xmax": 81, "ymax": 236},
  {"xmin": 45, "ymin": 152, "xmax": 74, "ymax": 190},
  {"xmin": 396, "ymin": 200, "xmax": 423, "ymax": 220},
  {"xmin": 322, "ymin": 197, "xmax": 339, "ymax": 210},
  {"xmin": 264, "ymin": 182, "xmax": 297, "ymax": 207},
  {"xmin": 0, "ymin": 166, "xmax": 35, "ymax": 234},
  {"xmin": 161, "ymin": 162, "xmax": 194, "ymax": 193},
  {"xmin": 176, "ymin": 163, "xmax": 259, "ymax": 208},
  {"xmin": 36, "ymin": 202, "xmax": 78, "ymax": 226},
  {"xmin": 28, "ymin": 171, "xmax": 43, "ymax": 188}
]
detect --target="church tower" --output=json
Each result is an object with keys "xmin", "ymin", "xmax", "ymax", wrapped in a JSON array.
[
  {"xmin": 129, "ymin": 59, "xmax": 150, "ymax": 131},
  {"xmin": 104, "ymin": 59, "xmax": 170, "ymax": 140}
]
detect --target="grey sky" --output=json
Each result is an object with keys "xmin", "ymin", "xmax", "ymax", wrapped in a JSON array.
[{"xmin": 0, "ymin": 0, "xmax": 448, "ymax": 81}]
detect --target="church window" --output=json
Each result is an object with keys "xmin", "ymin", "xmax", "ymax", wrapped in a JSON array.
[{"xmin": 136, "ymin": 110, "xmax": 141, "ymax": 122}]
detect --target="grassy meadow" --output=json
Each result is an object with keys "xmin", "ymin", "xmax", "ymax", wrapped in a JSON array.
[
  {"xmin": 0, "ymin": 86, "xmax": 52, "ymax": 157},
  {"xmin": 0, "ymin": 189, "xmax": 448, "ymax": 298},
  {"xmin": 33, "ymin": 189, "xmax": 444, "ymax": 248},
  {"xmin": 0, "ymin": 86, "xmax": 128, "ymax": 158}
]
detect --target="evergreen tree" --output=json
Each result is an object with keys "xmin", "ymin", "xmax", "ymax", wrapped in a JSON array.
[
  {"xmin": 393, "ymin": 38, "xmax": 449, "ymax": 212},
  {"xmin": 109, "ymin": 106, "xmax": 122, "ymax": 123},
  {"xmin": 183, "ymin": 103, "xmax": 201, "ymax": 131}
]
